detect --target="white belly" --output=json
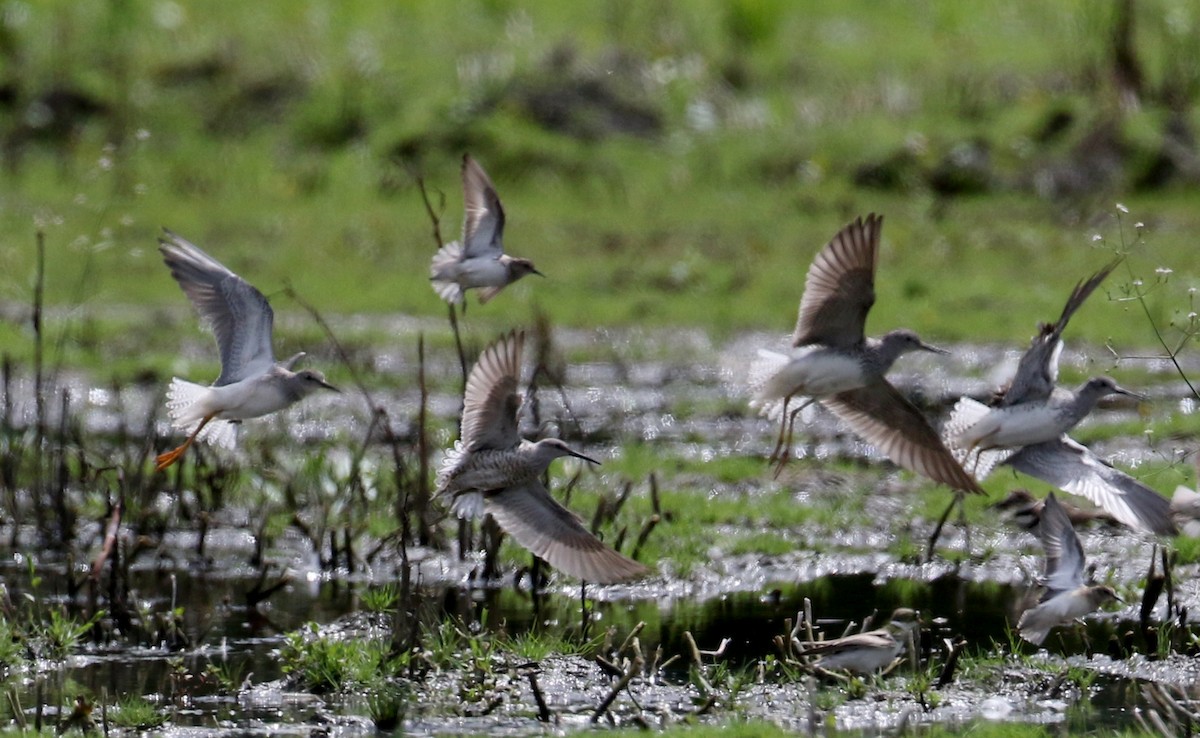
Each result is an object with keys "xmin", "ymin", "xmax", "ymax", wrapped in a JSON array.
[
  {"xmin": 958, "ymin": 404, "xmax": 1063, "ymax": 449},
  {"xmin": 757, "ymin": 348, "xmax": 866, "ymax": 400},
  {"xmin": 457, "ymin": 257, "xmax": 509, "ymax": 288},
  {"xmin": 210, "ymin": 380, "xmax": 291, "ymax": 421}
]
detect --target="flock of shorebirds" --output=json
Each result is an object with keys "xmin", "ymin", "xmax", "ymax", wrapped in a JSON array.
[{"xmin": 149, "ymin": 153, "xmax": 1193, "ymax": 668}]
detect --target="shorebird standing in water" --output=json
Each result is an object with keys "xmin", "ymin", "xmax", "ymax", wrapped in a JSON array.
[
  {"xmin": 793, "ymin": 608, "xmax": 920, "ymax": 675},
  {"xmin": 943, "ymin": 262, "xmax": 1175, "ymax": 536},
  {"xmin": 429, "ymin": 155, "xmax": 542, "ymax": 306},
  {"xmin": 749, "ymin": 214, "xmax": 983, "ymax": 507},
  {"xmin": 437, "ymin": 330, "xmax": 648, "ymax": 583},
  {"xmin": 1017, "ymin": 494, "xmax": 1122, "ymax": 645},
  {"xmin": 154, "ymin": 230, "xmax": 338, "ymax": 471}
]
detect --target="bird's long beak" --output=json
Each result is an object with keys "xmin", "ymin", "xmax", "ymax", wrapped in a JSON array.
[
  {"xmin": 319, "ymin": 379, "xmax": 341, "ymax": 393},
  {"xmin": 1112, "ymin": 384, "xmax": 1146, "ymax": 401},
  {"xmin": 532, "ymin": 268, "xmax": 546, "ymax": 278},
  {"xmin": 919, "ymin": 341, "xmax": 949, "ymax": 355},
  {"xmin": 569, "ymin": 449, "xmax": 601, "ymax": 465}
]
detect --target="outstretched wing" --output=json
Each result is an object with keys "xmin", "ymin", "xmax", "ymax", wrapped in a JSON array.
[
  {"xmin": 460, "ymin": 154, "xmax": 506, "ymax": 260},
  {"xmin": 822, "ymin": 380, "xmax": 986, "ymax": 494},
  {"xmin": 485, "ymin": 480, "xmax": 649, "ymax": 583},
  {"xmin": 461, "ymin": 330, "xmax": 524, "ymax": 451},
  {"xmin": 1004, "ymin": 437, "xmax": 1176, "ymax": 535},
  {"xmin": 159, "ymin": 229, "xmax": 275, "ymax": 386},
  {"xmin": 792, "ymin": 214, "xmax": 881, "ymax": 349},
  {"xmin": 1002, "ymin": 261, "xmax": 1117, "ymax": 406},
  {"xmin": 1036, "ymin": 494, "xmax": 1087, "ymax": 595}
]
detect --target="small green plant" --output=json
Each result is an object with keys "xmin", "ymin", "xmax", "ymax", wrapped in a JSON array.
[
  {"xmin": 906, "ymin": 663, "xmax": 943, "ymax": 711},
  {"xmin": 812, "ymin": 686, "xmax": 846, "ymax": 712},
  {"xmin": 1064, "ymin": 664, "xmax": 1097, "ymax": 693},
  {"xmin": 362, "ymin": 584, "xmax": 400, "ymax": 614},
  {"xmin": 205, "ymin": 660, "xmax": 248, "ymax": 693},
  {"xmin": 0, "ymin": 616, "xmax": 25, "ymax": 670},
  {"xmin": 281, "ymin": 623, "xmax": 386, "ymax": 693},
  {"xmin": 111, "ymin": 695, "xmax": 167, "ymax": 730},
  {"xmin": 37, "ymin": 610, "xmax": 101, "ymax": 661},
  {"xmin": 366, "ymin": 678, "xmax": 410, "ymax": 731}
]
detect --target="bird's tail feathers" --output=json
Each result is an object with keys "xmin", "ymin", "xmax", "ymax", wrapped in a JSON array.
[
  {"xmin": 435, "ymin": 440, "xmax": 467, "ymax": 492},
  {"xmin": 941, "ymin": 397, "xmax": 1007, "ymax": 479},
  {"xmin": 430, "ymin": 241, "xmax": 465, "ymax": 304},
  {"xmin": 748, "ymin": 349, "xmax": 814, "ymax": 423},
  {"xmin": 165, "ymin": 378, "xmax": 237, "ymax": 449}
]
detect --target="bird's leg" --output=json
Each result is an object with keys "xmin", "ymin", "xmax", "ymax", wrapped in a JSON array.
[
  {"xmin": 925, "ymin": 493, "xmax": 960, "ymax": 563},
  {"xmin": 957, "ymin": 493, "xmax": 971, "ymax": 560},
  {"xmin": 155, "ymin": 413, "xmax": 215, "ymax": 472},
  {"xmin": 771, "ymin": 396, "xmax": 814, "ymax": 478},
  {"xmin": 767, "ymin": 395, "xmax": 793, "ymax": 466},
  {"xmin": 447, "ymin": 303, "xmax": 468, "ymax": 393}
]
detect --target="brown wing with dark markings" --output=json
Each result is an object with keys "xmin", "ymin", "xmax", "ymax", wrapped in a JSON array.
[
  {"xmin": 822, "ymin": 380, "xmax": 986, "ymax": 494},
  {"xmin": 792, "ymin": 214, "xmax": 881, "ymax": 349}
]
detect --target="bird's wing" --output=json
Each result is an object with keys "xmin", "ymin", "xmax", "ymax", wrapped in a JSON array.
[
  {"xmin": 1036, "ymin": 494, "xmax": 1087, "ymax": 594},
  {"xmin": 822, "ymin": 380, "xmax": 986, "ymax": 494},
  {"xmin": 792, "ymin": 214, "xmax": 881, "ymax": 349},
  {"xmin": 1001, "ymin": 261, "xmax": 1117, "ymax": 406},
  {"xmin": 461, "ymin": 330, "xmax": 524, "ymax": 451},
  {"xmin": 485, "ymin": 480, "xmax": 649, "ymax": 583},
  {"xmin": 460, "ymin": 154, "xmax": 505, "ymax": 260},
  {"xmin": 1004, "ymin": 437, "xmax": 1176, "ymax": 535},
  {"xmin": 794, "ymin": 630, "xmax": 894, "ymax": 656},
  {"xmin": 159, "ymin": 229, "xmax": 275, "ymax": 386}
]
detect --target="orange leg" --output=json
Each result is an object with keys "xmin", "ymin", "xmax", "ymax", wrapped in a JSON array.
[
  {"xmin": 155, "ymin": 414, "xmax": 215, "ymax": 472},
  {"xmin": 769, "ymin": 396, "xmax": 814, "ymax": 477}
]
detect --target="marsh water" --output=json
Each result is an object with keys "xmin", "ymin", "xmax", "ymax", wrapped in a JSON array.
[{"xmin": 3, "ymin": 324, "xmax": 1199, "ymax": 735}]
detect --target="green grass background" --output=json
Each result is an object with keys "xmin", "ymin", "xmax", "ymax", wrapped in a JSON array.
[{"xmin": 0, "ymin": 0, "xmax": 1197, "ymax": 378}]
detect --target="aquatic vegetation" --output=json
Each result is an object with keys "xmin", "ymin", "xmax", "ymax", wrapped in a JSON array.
[{"xmin": 110, "ymin": 695, "xmax": 167, "ymax": 731}]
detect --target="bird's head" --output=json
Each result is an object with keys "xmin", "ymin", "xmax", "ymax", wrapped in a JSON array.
[
  {"xmin": 509, "ymin": 258, "xmax": 544, "ymax": 280},
  {"xmin": 295, "ymin": 369, "xmax": 340, "ymax": 395},
  {"xmin": 885, "ymin": 607, "xmax": 922, "ymax": 635},
  {"xmin": 1084, "ymin": 376, "xmax": 1144, "ymax": 402},
  {"xmin": 1090, "ymin": 585, "xmax": 1122, "ymax": 607},
  {"xmin": 535, "ymin": 438, "xmax": 599, "ymax": 466},
  {"xmin": 882, "ymin": 329, "xmax": 948, "ymax": 356}
]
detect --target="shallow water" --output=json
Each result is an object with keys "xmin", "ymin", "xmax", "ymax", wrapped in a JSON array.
[{"xmin": 1, "ymin": 325, "xmax": 1197, "ymax": 735}]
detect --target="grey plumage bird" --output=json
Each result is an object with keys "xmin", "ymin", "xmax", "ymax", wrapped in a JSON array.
[
  {"xmin": 429, "ymin": 154, "xmax": 542, "ymax": 305},
  {"xmin": 437, "ymin": 330, "xmax": 648, "ymax": 583},
  {"xmin": 991, "ymin": 488, "xmax": 1119, "ymax": 530},
  {"xmin": 1017, "ymin": 494, "xmax": 1122, "ymax": 645},
  {"xmin": 943, "ymin": 263, "xmax": 1175, "ymax": 536},
  {"xmin": 792, "ymin": 608, "xmax": 920, "ymax": 674},
  {"xmin": 155, "ymin": 230, "xmax": 337, "ymax": 471},
  {"xmin": 750, "ymin": 214, "xmax": 983, "ymax": 498}
]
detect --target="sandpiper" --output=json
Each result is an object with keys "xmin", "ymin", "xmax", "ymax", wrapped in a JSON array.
[
  {"xmin": 991, "ymin": 488, "xmax": 1119, "ymax": 530},
  {"xmin": 429, "ymin": 154, "xmax": 542, "ymax": 305},
  {"xmin": 793, "ymin": 608, "xmax": 920, "ymax": 674},
  {"xmin": 948, "ymin": 376, "xmax": 1142, "ymax": 469},
  {"xmin": 437, "ymin": 330, "xmax": 648, "ymax": 583},
  {"xmin": 1017, "ymin": 494, "xmax": 1122, "ymax": 645},
  {"xmin": 943, "ymin": 264, "xmax": 1175, "ymax": 535},
  {"xmin": 750, "ymin": 214, "xmax": 983, "ymax": 499},
  {"xmin": 154, "ymin": 230, "xmax": 338, "ymax": 471}
]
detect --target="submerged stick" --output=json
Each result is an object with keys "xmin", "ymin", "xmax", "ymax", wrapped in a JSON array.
[
  {"xmin": 527, "ymin": 672, "xmax": 551, "ymax": 723},
  {"xmin": 591, "ymin": 645, "xmax": 643, "ymax": 723}
]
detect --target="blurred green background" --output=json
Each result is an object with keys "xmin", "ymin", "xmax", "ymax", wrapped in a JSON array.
[{"xmin": 0, "ymin": 0, "xmax": 1198, "ymax": 378}]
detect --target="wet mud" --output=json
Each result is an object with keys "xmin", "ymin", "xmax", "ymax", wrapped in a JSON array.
[{"xmin": 1, "ymin": 324, "xmax": 1197, "ymax": 735}]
